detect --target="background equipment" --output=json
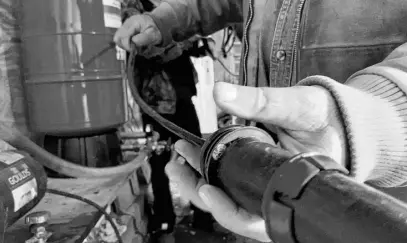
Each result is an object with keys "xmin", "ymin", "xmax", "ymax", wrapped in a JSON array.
[
  {"xmin": 20, "ymin": 0, "xmax": 126, "ymax": 136},
  {"xmin": 0, "ymin": 151, "xmax": 47, "ymax": 230},
  {"xmin": 0, "ymin": 0, "xmax": 147, "ymax": 179}
]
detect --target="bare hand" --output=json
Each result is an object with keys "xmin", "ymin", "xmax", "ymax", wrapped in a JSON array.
[
  {"xmin": 166, "ymin": 82, "xmax": 346, "ymax": 242},
  {"xmin": 114, "ymin": 14, "xmax": 162, "ymax": 51}
]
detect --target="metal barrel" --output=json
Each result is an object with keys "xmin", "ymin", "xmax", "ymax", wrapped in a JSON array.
[{"xmin": 20, "ymin": 0, "xmax": 127, "ymax": 136}]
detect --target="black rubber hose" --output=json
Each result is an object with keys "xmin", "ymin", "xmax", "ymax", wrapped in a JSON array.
[
  {"xmin": 46, "ymin": 189, "xmax": 131, "ymax": 243},
  {"xmin": 126, "ymin": 47, "xmax": 205, "ymax": 147}
]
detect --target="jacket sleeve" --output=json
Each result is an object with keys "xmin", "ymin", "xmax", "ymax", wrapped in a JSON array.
[
  {"xmin": 146, "ymin": 0, "xmax": 243, "ymax": 46},
  {"xmin": 298, "ymin": 43, "xmax": 407, "ymax": 188}
]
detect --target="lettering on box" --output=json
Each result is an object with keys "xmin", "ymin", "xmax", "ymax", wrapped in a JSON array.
[
  {"xmin": 6, "ymin": 162, "xmax": 35, "ymax": 190},
  {"xmin": 8, "ymin": 166, "xmax": 31, "ymax": 186}
]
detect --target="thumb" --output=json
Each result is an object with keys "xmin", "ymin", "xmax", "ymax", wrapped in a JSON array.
[
  {"xmin": 213, "ymin": 82, "xmax": 332, "ymax": 131},
  {"xmin": 131, "ymin": 27, "xmax": 161, "ymax": 47}
]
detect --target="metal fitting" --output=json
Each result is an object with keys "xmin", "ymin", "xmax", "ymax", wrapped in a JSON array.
[
  {"xmin": 212, "ymin": 144, "xmax": 227, "ymax": 161},
  {"xmin": 25, "ymin": 211, "xmax": 52, "ymax": 243}
]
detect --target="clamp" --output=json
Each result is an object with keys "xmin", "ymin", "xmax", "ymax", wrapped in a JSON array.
[{"xmin": 261, "ymin": 152, "xmax": 349, "ymax": 243}]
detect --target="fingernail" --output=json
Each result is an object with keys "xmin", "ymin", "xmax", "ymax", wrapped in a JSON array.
[
  {"xmin": 174, "ymin": 141, "xmax": 183, "ymax": 152},
  {"xmin": 176, "ymin": 157, "xmax": 186, "ymax": 165},
  {"xmin": 215, "ymin": 82, "xmax": 237, "ymax": 102},
  {"xmin": 174, "ymin": 140, "xmax": 188, "ymax": 155},
  {"xmin": 198, "ymin": 185, "xmax": 212, "ymax": 208}
]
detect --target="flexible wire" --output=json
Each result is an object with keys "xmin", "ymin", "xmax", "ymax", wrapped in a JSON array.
[
  {"xmin": 46, "ymin": 189, "xmax": 148, "ymax": 243},
  {"xmin": 126, "ymin": 47, "xmax": 205, "ymax": 147}
]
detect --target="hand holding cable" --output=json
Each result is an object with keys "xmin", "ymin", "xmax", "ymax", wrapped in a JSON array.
[{"xmin": 114, "ymin": 14, "xmax": 162, "ymax": 52}]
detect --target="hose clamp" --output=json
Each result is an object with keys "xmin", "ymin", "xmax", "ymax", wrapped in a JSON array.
[{"xmin": 261, "ymin": 152, "xmax": 349, "ymax": 243}]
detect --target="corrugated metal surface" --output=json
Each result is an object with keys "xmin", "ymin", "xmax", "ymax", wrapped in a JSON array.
[{"xmin": 0, "ymin": 0, "xmax": 28, "ymax": 150}]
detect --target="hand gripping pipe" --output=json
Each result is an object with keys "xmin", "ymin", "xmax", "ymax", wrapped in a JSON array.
[
  {"xmin": 126, "ymin": 48, "xmax": 407, "ymax": 243},
  {"xmin": 201, "ymin": 126, "xmax": 407, "ymax": 243}
]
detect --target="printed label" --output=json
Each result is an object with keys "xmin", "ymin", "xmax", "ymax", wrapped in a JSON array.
[
  {"xmin": 6, "ymin": 162, "xmax": 35, "ymax": 190},
  {"xmin": 11, "ymin": 178, "xmax": 38, "ymax": 212},
  {"xmin": 8, "ymin": 165, "xmax": 32, "ymax": 186},
  {"xmin": 0, "ymin": 152, "xmax": 24, "ymax": 166}
]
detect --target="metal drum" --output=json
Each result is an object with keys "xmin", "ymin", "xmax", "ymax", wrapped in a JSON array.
[{"xmin": 20, "ymin": 0, "xmax": 127, "ymax": 136}]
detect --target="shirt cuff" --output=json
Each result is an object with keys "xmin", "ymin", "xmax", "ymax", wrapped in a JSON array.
[{"xmin": 298, "ymin": 75, "xmax": 407, "ymax": 187}]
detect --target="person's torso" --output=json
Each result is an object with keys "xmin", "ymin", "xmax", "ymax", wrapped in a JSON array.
[
  {"xmin": 240, "ymin": 0, "xmax": 407, "ymax": 88},
  {"xmin": 239, "ymin": 0, "xmax": 407, "ymax": 202}
]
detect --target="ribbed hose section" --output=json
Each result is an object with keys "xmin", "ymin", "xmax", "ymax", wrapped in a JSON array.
[{"xmin": 299, "ymin": 75, "xmax": 407, "ymax": 187}]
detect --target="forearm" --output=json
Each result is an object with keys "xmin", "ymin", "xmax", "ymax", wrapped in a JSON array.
[
  {"xmin": 147, "ymin": 0, "xmax": 243, "ymax": 46},
  {"xmin": 298, "ymin": 43, "xmax": 407, "ymax": 187}
]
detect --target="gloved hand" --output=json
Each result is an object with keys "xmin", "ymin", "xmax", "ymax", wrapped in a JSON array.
[
  {"xmin": 114, "ymin": 14, "xmax": 162, "ymax": 51},
  {"xmin": 165, "ymin": 82, "xmax": 347, "ymax": 242}
]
